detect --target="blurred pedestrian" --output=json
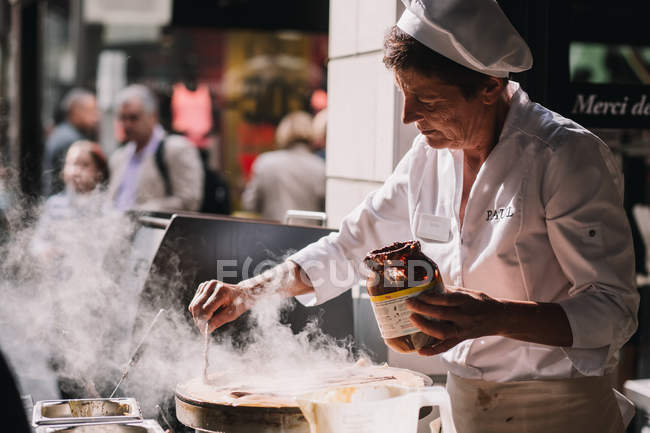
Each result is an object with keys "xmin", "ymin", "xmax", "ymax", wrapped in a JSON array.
[
  {"xmin": 32, "ymin": 140, "xmax": 110, "ymax": 259},
  {"xmin": 108, "ymin": 84, "xmax": 203, "ymax": 212},
  {"xmin": 31, "ymin": 141, "xmax": 130, "ymax": 400},
  {"xmin": 242, "ymin": 111, "xmax": 325, "ymax": 222},
  {"xmin": 42, "ymin": 89, "xmax": 100, "ymax": 196},
  {"xmin": 44, "ymin": 140, "xmax": 109, "ymax": 214}
]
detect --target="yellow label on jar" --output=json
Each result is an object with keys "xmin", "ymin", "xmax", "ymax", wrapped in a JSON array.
[
  {"xmin": 369, "ymin": 280, "xmax": 436, "ymax": 303},
  {"xmin": 369, "ymin": 280, "xmax": 437, "ymax": 339}
]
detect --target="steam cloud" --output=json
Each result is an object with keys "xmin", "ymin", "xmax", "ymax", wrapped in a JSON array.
[{"xmin": 0, "ymin": 179, "xmax": 364, "ymax": 424}]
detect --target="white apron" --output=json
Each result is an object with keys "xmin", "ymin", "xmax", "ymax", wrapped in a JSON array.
[{"xmin": 442, "ymin": 372, "xmax": 625, "ymax": 433}]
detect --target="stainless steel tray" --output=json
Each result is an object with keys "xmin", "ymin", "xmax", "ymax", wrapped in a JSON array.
[
  {"xmin": 34, "ymin": 419, "xmax": 164, "ymax": 433},
  {"xmin": 32, "ymin": 398, "xmax": 142, "ymax": 426}
]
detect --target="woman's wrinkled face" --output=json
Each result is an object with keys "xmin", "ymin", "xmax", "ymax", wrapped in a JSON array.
[
  {"xmin": 394, "ymin": 68, "xmax": 488, "ymax": 150},
  {"xmin": 62, "ymin": 146, "xmax": 101, "ymax": 194}
]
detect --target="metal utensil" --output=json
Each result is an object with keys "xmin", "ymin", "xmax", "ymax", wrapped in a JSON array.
[
  {"xmin": 109, "ymin": 309, "xmax": 166, "ymax": 398},
  {"xmin": 202, "ymin": 322, "xmax": 210, "ymax": 384},
  {"xmin": 156, "ymin": 404, "xmax": 174, "ymax": 433}
]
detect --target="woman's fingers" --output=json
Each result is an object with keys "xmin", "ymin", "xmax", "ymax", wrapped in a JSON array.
[
  {"xmin": 409, "ymin": 313, "xmax": 461, "ymax": 340},
  {"xmin": 189, "ymin": 280, "xmax": 212, "ymax": 314},
  {"xmin": 189, "ymin": 279, "xmax": 249, "ymax": 333},
  {"xmin": 201, "ymin": 282, "xmax": 227, "ymax": 318},
  {"xmin": 406, "ymin": 293, "xmax": 470, "ymax": 324},
  {"xmin": 416, "ymin": 289, "xmax": 468, "ymax": 306},
  {"xmin": 207, "ymin": 303, "xmax": 240, "ymax": 333},
  {"xmin": 188, "ymin": 282, "xmax": 206, "ymax": 311},
  {"xmin": 417, "ymin": 337, "xmax": 464, "ymax": 356},
  {"xmin": 405, "ymin": 285, "xmax": 503, "ymax": 354},
  {"xmin": 189, "ymin": 280, "xmax": 230, "ymax": 321},
  {"xmin": 405, "ymin": 298, "xmax": 462, "ymax": 322}
]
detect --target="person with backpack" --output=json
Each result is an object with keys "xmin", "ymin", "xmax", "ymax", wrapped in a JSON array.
[{"xmin": 107, "ymin": 84, "xmax": 204, "ymax": 213}]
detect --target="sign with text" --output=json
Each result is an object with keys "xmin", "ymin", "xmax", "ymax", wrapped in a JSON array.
[{"xmin": 560, "ymin": 84, "xmax": 650, "ymax": 128}]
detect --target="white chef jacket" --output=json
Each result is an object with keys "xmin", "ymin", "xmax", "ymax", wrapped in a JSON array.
[{"xmin": 290, "ymin": 82, "xmax": 639, "ymax": 382}]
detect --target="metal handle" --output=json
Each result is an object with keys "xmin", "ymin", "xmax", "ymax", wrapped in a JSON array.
[
  {"xmin": 284, "ymin": 210, "xmax": 327, "ymax": 226},
  {"xmin": 137, "ymin": 216, "xmax": 170, "ymax": 229},
  {"xmin": 109, "ymin": 309, "xmax": 166, "ymax": 398}
]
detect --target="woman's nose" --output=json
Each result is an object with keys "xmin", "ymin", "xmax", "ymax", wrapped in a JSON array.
[{"xmin": 402, "ymin": 97, "xmax": 423, "ymax": 124}]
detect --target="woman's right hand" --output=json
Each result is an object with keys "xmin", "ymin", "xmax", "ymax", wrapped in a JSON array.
[
  {"xmin": 188, "ymin": 261, "xmax": 315, "ymax": 334},
  {"xmin": 188, "ymin": 280, "xmax": 249, "ymax": 333}
]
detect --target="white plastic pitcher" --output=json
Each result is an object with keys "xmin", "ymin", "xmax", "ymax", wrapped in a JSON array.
[{"xmin": 297, "ymin": 384, "xmax": 457, "ymax": 433}]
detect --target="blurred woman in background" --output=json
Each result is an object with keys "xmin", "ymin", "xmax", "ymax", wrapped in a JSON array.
[
  {"xmin": 242, "ymin": 111, "xmax": 325, "ymax": 223},
  {"xmin": 40, "ymin": 140, "xmax": 109, "ymax": 221},
  {"xmin": 32, "ymin": 140, "xmax": 110, "ymax": 259}
]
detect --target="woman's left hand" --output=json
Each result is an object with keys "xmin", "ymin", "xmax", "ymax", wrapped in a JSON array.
[{"xmin": 405, "ymin": 286, "xmax": 505, "ymax": 356}]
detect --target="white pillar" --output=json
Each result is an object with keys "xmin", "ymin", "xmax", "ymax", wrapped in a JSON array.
[
  {"xmin": 326, "ymin": 1, "xmax": 446, "ymax": 384},
  {"xmin": 325, "ymin": 0, "xmax": 417, "ymax": 228}
]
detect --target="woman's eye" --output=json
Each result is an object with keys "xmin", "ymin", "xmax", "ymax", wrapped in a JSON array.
[{"xmin": 420, "ymin": 99, "xmax": 437, "ymax": 108}]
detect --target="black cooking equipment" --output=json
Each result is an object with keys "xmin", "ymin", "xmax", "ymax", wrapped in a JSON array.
[
  {"xmin": 127, "ymin": 213, "xmax": 354, "ymax": 433},
  {"xmin": 133, "ymin": 213, "xmax": 352, "ymax": 340}
]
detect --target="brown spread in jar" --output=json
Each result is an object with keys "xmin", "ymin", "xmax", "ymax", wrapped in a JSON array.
[{"xmin": 363, "ymin": 240, "xmax": 444, "ymax": 353}]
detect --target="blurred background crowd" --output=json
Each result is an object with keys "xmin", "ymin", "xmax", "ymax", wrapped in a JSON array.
[{"xmin": 0, "ymin": 0, "xmax": 330, "ymax": 229}]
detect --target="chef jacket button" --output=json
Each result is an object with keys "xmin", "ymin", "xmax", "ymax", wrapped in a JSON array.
[{"xmin": 589, "ymin": 229, "xmax": 596, "ymax": 237}]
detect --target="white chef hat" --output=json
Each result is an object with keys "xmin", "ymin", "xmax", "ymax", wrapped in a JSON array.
[{"xmin": 396, "ymin": 0, "xmax": 533, "ymax": 78}]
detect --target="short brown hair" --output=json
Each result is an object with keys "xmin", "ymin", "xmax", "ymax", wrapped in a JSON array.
[{"xmin": 383, "ymin": 26, "xmax": 505, "ymax": 99}]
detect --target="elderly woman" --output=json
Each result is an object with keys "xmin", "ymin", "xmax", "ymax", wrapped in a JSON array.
[
  {"xmin": 241, "ymin": 110, "xmax": 326, "ymax": 222},
  {"xmin": 190, "ymin": 1, "xmax": 638, "ymax": 431}
]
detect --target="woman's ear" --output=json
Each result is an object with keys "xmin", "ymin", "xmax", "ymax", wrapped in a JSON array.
[{"xmin": 482, "ymin": 77, "xmax": 506, "ymax": 105}]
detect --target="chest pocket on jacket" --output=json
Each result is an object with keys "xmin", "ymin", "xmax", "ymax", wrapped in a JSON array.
[{"xmin": 415, "ymin": 213, "xmax": 452, "ymax": 242}]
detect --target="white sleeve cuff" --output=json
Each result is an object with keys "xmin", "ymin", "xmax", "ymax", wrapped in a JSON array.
[
  {"xmin": 558, "ymin": 287, "xmax": 618, "ymax": 375},
  {"xmin": 560, "ymin": 346, "xmax": 608, "ymax": 376},
  {"xmin": 558, "ymin": 287, "xmax": 615, "ymax": 349}
]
